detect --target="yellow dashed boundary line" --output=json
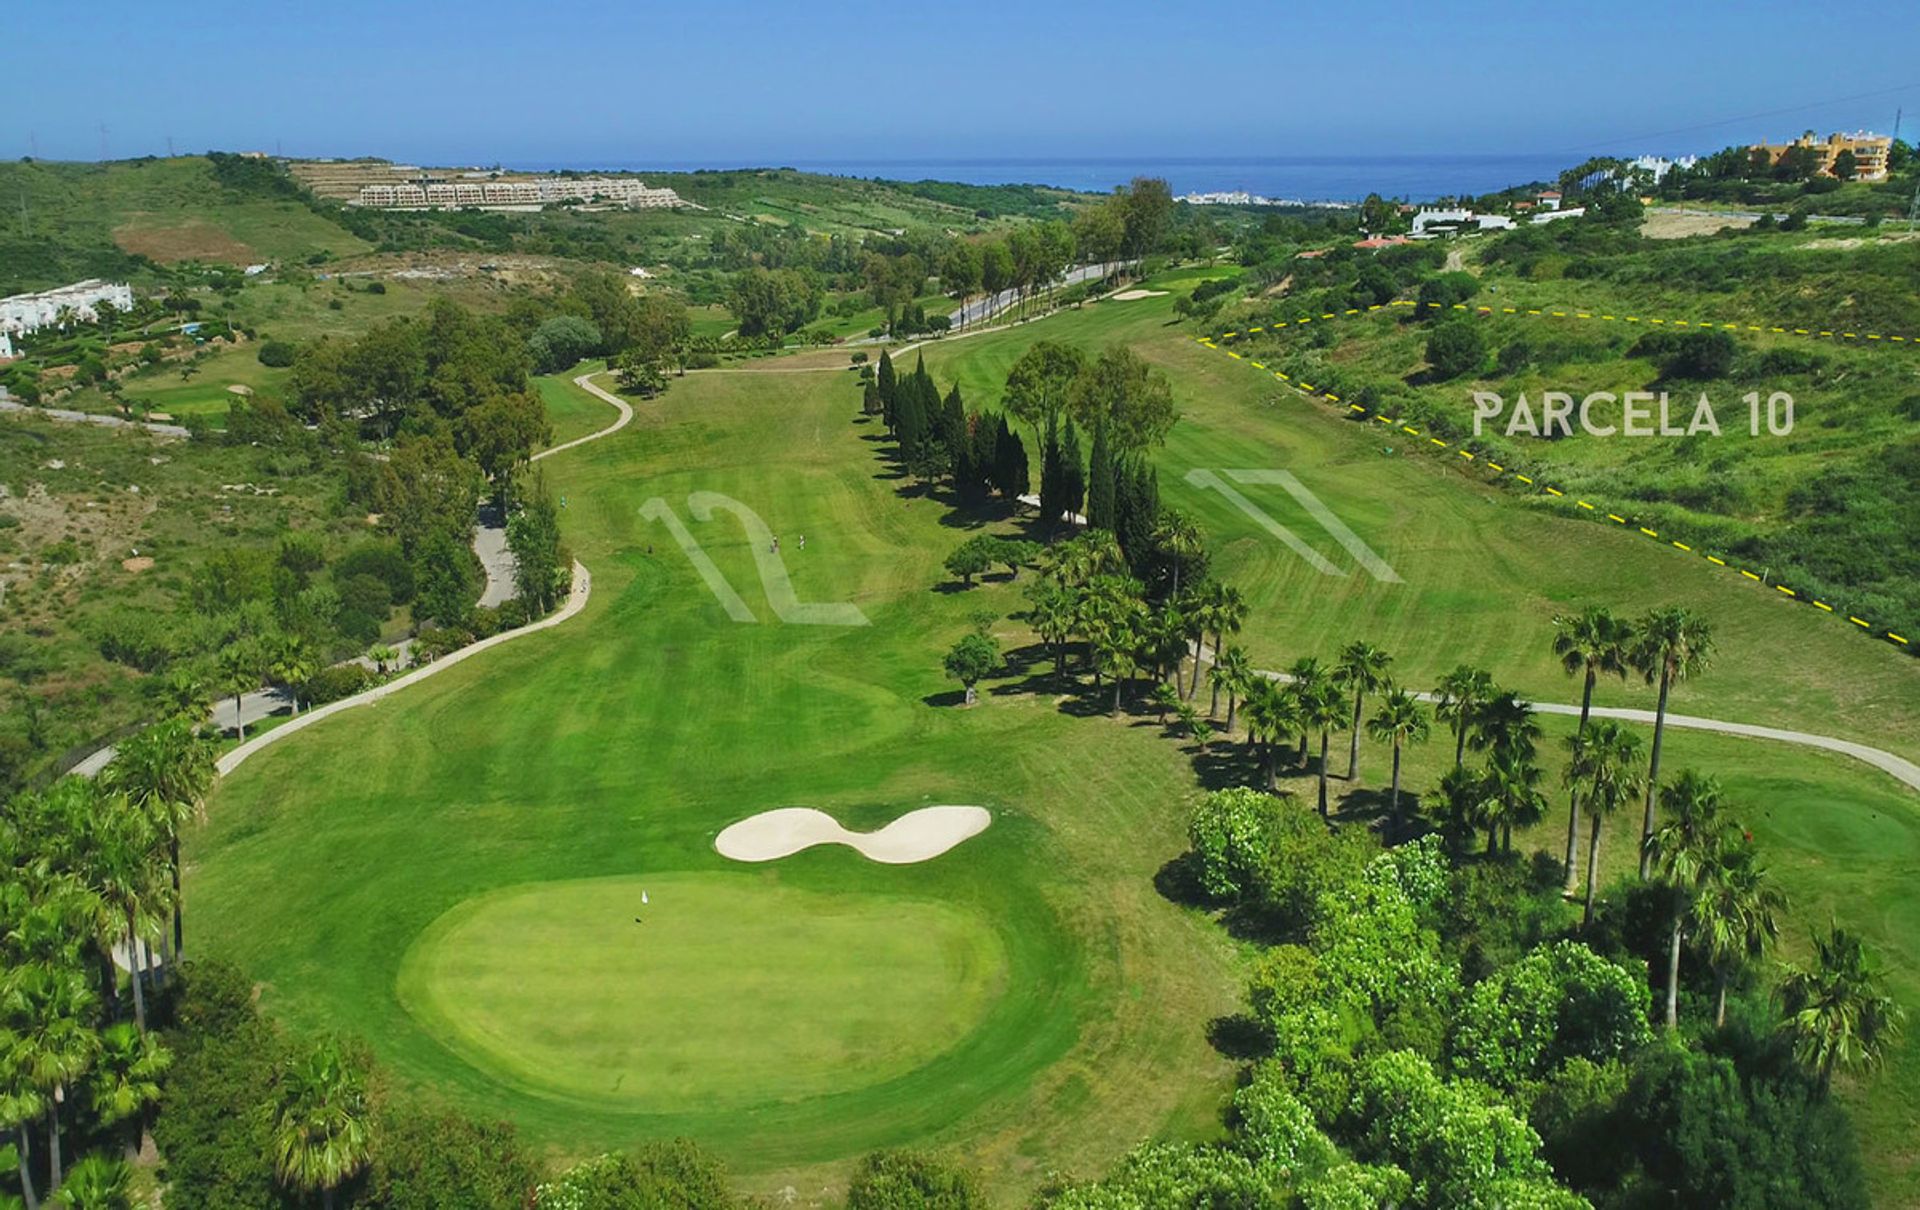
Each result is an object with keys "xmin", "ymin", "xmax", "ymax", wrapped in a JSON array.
[{"xmin": 1197, "ymin": 302, "xmax": 1915, "ymax": 653}]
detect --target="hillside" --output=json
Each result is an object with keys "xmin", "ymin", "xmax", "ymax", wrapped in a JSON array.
[
  {"xmin": 0, "ymin": 155, "xmax": 371, "ymax": 293},
  {"xmin": 1197, "ymin": 216, "xmax": 1920, "ymax": 648}
]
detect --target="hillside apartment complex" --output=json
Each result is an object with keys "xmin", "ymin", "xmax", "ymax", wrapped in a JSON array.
[
  {"xmin": 1747, "ymin": 131, "xmax": 1893, "ymax": 181},
  {"xmin": 287, "ymin": 159, "xmax": 681, "ymax": 211},
  {"xmin": 354, "ymin": 176, "xmax": 682, "ymax": 210},
  {"xmin": 0, "ymin": 279, "xmax": 135, "ymax": 360}
]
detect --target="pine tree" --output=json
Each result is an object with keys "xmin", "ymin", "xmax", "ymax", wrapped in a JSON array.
[
  {"xmin": 1087, "ymin": 421, "xmax": 1116, "ymax": 531},
  {"xmin": 1060, "ymin": 420, "xmax": 1086, "ymax": 523}
]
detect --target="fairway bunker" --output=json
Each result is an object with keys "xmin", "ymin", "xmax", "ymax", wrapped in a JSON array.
[{"xmin": 715, "ymin": 805, "xmax": 991, "ymax": 863}]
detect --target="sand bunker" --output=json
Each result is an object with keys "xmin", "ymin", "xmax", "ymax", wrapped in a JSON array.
[
  {"xmin": 1110, "ymin": 288, "xmax": 1168, "ymax": 301},
  {"xmin": 715, "ymin": 806, "xmax": 991, "ymax": 864}
]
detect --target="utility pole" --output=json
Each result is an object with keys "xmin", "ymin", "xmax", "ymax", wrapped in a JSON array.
[
  {"xmin": 98, "ymin": 123, "xmax": 109, "ymax": 162},
  {"xmin": 166, "ymin": 133, "xmax": 175, "ymax": 158}
]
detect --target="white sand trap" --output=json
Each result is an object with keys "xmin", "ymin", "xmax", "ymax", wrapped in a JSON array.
[
  {"xmin": 715, "ymin": 806, "xmax": 991, "ymax": 864},
  {"xmin": 1110, "ymin": 288, "xmax": 1168, "ymax": 301}
]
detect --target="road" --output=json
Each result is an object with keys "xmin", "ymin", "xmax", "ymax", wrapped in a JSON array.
[
  {"xmin": 948, "ymin": 263, "xmax": 1109, "ymax": 328},
  {"xmin": 0, "ymin": 395, "xmax": 190, "ymax": 438}
]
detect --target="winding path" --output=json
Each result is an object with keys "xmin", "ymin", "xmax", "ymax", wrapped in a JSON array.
[
  {"xmin": 1231, "ymin": 660, "xmax": 1920, "ymax": 795},
  {"xmin": 538, "ymin": 370, "xmax": 633, "ymax": 459},
  {"xmin": 214, "ymin": 372, "xmax": 633, "ymax": 776}
]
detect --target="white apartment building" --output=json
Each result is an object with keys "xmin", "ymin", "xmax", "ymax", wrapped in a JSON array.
[
  {"xmin": 354, "ymin": 175, "xmax": 680, "ymax": 211},
  {"xmin": 0, "ymin": 280, "xmax": 136, "ymax": 341}
]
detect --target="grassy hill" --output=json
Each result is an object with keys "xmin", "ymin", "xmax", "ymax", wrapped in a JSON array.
[
  {"xmin": 1195, "ymin": 220, "xmax": 1920, "ymax": 648},
  {"xmin": 0, "ymin": 156, "xmax": 371, "ymax": 293}
]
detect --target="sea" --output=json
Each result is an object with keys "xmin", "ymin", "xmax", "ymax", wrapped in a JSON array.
[{"xmin": 520, "ymin": 155, "xmax": 1575, "ymax": 205}]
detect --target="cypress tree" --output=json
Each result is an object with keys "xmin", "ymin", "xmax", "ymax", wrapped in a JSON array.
[
  {"xmin": 1039, "ymin": 414, "xmax": 1064, "ymax": 522},
  {"xmin": 1115, "ymin": 458, "xmax": 1161, "ymax": 571},
  {"xmin": 1087, "ymin": 421, "xmax": 1116, "ymax": 531},
  {"xmin": 896, "ymin": 371, "xmax": 927, "ymax": 457},
  {"xmin": 996, "ymin": 419, "xmax": 1030, "ymax": 500},
  {"xmin": 1060, "ymin": 419, "xmax": 1086, "ymax": 523},
  {"xmin": 877, "ymin": 349, "xmax": 897, "ymax": 433},
  {"xmin": 943, "ymin": 385, "xmax": 971, "ymax": 489}
]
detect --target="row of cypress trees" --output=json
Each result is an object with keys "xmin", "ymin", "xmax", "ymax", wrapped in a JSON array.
[{"xmin": 873, "ymin": 348, "xmax": 1163, "ymax": 562}]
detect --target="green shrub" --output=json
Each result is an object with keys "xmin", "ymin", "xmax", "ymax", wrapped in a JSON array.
[
  {"xmin": 846, "ymin": 1150, "xmax": 984, "ymax": 1209},
  {"xmin": 1425, "ymin": 320, "xmax": 1488, "ymax": 380},
  {"xmin": 303, "ymin": 662, "xmax": 371, "ymax": 705},
  {"xmin": 256, "ymin": 340, "xmax": 295, "ymax": 367}
]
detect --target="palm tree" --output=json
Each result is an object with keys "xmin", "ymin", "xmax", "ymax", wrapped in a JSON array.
[
  {"xmin": 1366, "ymin": 689, "xmax": 1429, "ymax": 832},
  {"xmin": 3, "ymin": 964, "xmax": 99, "ymax": 1197},
  {"xmin": 84, "ymin": 803, "xmax": 163, "ymax": 1035},
  {"xmin": 1432, "ymin": 665, "xmax": 1495, "ymax": 768},
  {"xmin": 2, "ymin": 1046, "xmax": 49, "ymax": 1210},
  {"xmin": 1091, "ymin": 625, "xmax": 1137, "ymax": 719},
  {"xmin": 1470, "ymin": 690, "xmax": 1540, "ymax": 765},
  {"xmin": 1197, "ymin": 582, "xmax": 1247, "ymax": 699},
  {"xmin": 1334, "ymin": 641, "xmax": 1394, "ymax": 782},
  {"xmin": 1210, "ymin": 646, "xmax": 1252, "ymax": 729},
  {"xmin": 1300, "ymin": 677, "xmax": 1350, "ymax": 818},
  {"xmin": 367, "ymin": 644, "xmax": 399, "ymax": 677},
  {"xmin": 1778, "ymin": 926, "xmax": 1906, "ymax": 1094},
  {"xmin": 1564, "ymin": 721, "xmax": 1646, "ymax": 927},
  {"xmin": 1287, "ymin": 657, "xmax": 1327, "ymax": 766},
  {"xmin": 87, "ymin": 1024, "xmax": 170, "ymax": 1161},
  {"xmin": 49, "ymin": 1155, "xmax": 131, "ymax": 1209},
  {"xmin": 1145, "ymin": 606, "xmax": 1191, "ymax": 687},
  {"xmin": 270, "ymin": 1041, "xmax": 371, "ymax": 1210},
  {"xmin": 103, "ymin": 719, "xmax": 213, "ymax": 962},
  {"xmin": 1632, "ymin": 608, "xmax": 1714, "ymax": 878},
  {"xmin": 152, "ymin": 664, "xmax": 212, "ymax": 723},
  {"xmin": 1241, "ymin": 679, "xmax": 1289, "ymax": 792},
  {"xmin": 1025, "ymin": 583, "xmax": 1078, "ymax": 679},
  {"xmin": 1483, "ymin": 748, "xmax": 1547, "ymax": 855},
  {"xmin": 1647, "ymin": 770, "xmax": 1734, "ymax": 1029},
  {"xmin": 1151, "ymin": 513, "xmax": 1206, "ymax": 601},
  {"xmin": 1151, "ymin": 681, "xmax": 1180, "ymax": 727},
  {"xmin": 1691, "ymin": 840, "xmax": 1785, "ymax": 1027},
  {"xmin": 1553, "ymin": 606, "xmax": 1635, "ymax": 892},
  {"xmin": 1427, "ymin": 764, "xmax": 1494, "ymax": 855}
]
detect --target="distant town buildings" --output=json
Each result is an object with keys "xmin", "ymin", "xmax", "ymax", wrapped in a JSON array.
[
  {"xmin": 1, "ymin": 280, "xmax": 135, "ymax": 355},
  {"xmin": 1176, "ymin": 191, "xmax": 1352, "ymax": 209},
  {"xmin": 353, "ymin": 176, "xmax": 682, "ymax": 211},
  {"xmin": 1746, "ymin": 131, "xmax": 1892, "ymax": 181}
]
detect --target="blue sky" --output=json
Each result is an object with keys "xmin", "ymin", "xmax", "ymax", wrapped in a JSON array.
[{"xmin": 10, "ymin": 0, "xmax": 1919, "ymax": 165}]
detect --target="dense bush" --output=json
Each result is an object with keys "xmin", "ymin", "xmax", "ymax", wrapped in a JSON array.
[
  {"xmin": 256, "ymin": 339, "xmax": 296, "ymax": 367},
  {"xmin": 846, "ymin": 1150, "xmax": 984, "ymax": 1209},
  {"xmin": 303, "ymin": 662, "xmax": 372, "ymax": 705},
  {"xmin": 1425, "ymin": 320, "xmax": 1489, "ymax": 380},
  {"xmin": 532, "ymin": 1143, "xmax": 735, "ymax": 1209},
  {"xmin": 1629, "ymin": 329, "xmax": 1737, "ymax": 380}
]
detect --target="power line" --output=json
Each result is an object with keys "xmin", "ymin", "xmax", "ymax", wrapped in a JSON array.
[{"xmin": 1556, "ymin": 81, "xmax": 1920, "ymax": 154}]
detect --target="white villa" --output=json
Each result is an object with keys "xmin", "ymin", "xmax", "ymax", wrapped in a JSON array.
[{"xmin": 1, "ymin": 280, "xmax": 135, "ymax": 354}]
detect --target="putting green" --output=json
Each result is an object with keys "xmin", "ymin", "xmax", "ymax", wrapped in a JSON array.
[{"xmin": 396, "ymin": 873, "xmax": 1011, "ymax": 1113}]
